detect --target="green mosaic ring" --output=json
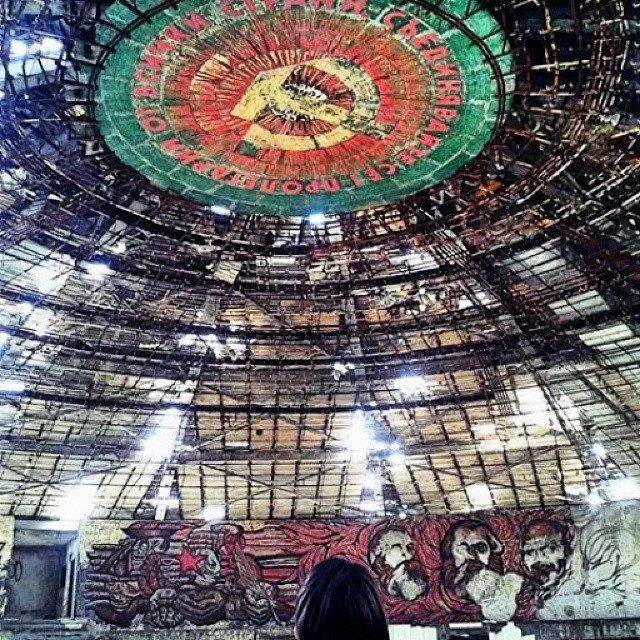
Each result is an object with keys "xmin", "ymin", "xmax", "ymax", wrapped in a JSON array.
[{"xmin": 96, "ymin": 0, "xmax": 513, "ymax": 216}]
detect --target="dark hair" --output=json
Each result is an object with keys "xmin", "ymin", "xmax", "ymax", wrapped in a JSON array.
[{"xmin": 294, "ymin": 557, "xmax": 390, "ymax": 640}]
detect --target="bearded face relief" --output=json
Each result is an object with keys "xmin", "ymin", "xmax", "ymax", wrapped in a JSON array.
[
  {"xmin": 444, "ymin": 521, "xmax": 505, "ymax": 592},
  {"xmin": 369, "ymin": 528, "xmax": 428, "ymax": 601},
  {"xmin": 441, "ymin": 520, "xmax": 523, "ymax": 621},
  {"xmin": 521, "ymin": 521, "xmax": 570, "ymax": 593}
]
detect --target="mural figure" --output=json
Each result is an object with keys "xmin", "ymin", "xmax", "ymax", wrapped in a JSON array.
[
  {"xmin": 520, "ymin": 520, "xmax": 571, "ymax": 601},
  {"xmin": 440, "ymin": 520, "xmax": 523, "ymax": 621},
  {"xmin": 86, "ymin": 522, "xmax": 291, "ymax": 628},
  {"xmin": 369, "ymin": 528, "xmax": 428, "ymax": 601},
  {"xmin": 535, "ymin": 506, "xmax": 640, "ymax": 620},
  {"xmin": 85, "ymin": 507, "xmax": 640, "ymax": 628}
]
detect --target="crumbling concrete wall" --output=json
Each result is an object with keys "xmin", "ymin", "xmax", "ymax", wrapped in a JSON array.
[{"xmin": 0, "ymin": 517, "xmax": 15, "ymax": 617}]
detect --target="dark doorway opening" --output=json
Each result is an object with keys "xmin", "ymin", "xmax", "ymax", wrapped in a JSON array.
[
  {"xmin": 5, "ymin": 545, "xmax": 66, "ymax": 620},
  {"xmin": 4, "ymin": 525, "xmax": 79, "ymax": 622}
]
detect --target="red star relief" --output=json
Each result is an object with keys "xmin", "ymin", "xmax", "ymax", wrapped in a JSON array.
[{"xmin": 178, "ymin": 547, "xmax": 205, "ymax": 573}]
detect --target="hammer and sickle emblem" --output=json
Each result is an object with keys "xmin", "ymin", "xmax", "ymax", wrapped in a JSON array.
[{"xmin": 229, "ymin": 57, "xmax": 391, "ymax": 152}]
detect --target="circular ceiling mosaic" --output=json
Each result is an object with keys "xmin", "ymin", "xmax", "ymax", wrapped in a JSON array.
[{"xmin": 96, "ymin": 0, "xmax": 513, "ymax": 215}]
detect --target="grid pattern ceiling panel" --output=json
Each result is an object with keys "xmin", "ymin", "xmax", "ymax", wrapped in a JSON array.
[{"xmin": 0, "ymin": 0, "xmax": 638, "ymax": 521}]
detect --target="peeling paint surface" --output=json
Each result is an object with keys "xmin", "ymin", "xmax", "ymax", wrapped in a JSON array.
[{"xmin": 96, "ymin": 0, "xmax": 512, "ymax": 215}]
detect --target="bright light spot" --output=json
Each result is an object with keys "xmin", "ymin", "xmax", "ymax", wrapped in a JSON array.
[
  {"xmin": 348, "ymin": 410, "xmax": 370, "ymax": 460},
  {"xmin": 201, "ymin": 504, "xmax": 226, "ymax": 521},
  {"xmin": 56, "ymin": 483, "xmax": 97, "ymax": 522},
  {"xmin": 0, "ymin": 332, "xmax": 10, "ymax": 347},
  {"xmin": 360, "ymin": 499, "xmax": 382, "ymax": 513},
  {"xmin": 38, "ymin": 37, "xmax": 64, "ymax": 55},
  {"xmin": 29, "ymin": 253, "xmax": 74, "ymax": 294},
  {"xmin": 147, "ymin": 378, "xmax": 174, "ymax": 402},
  {"xmin": 148, "ymin": 496, "xmax": 179, "ymax": 509},
  {"xmin": 395, "ymin": 375, "xmax": 430, "ymax": 397},
  {"xmin": 0, "ymin": 403, "xmax": 18, "ymax": 423},
  {"xmin": 472, "ymin": 422, "xmax": 498, "ymax": 438},
  {"xmin": 388, "ymin": 451, "xmax": 406, "ymax": 466},
  {"xmin": 156, "ymin": 407, "xmax": 183, "ymax": 428},
  {"xmin": 466, "ymin": 483, "xmax": 493, "ymax": 509},
  {"xmin": 308, "ymin": 212, "xmax": 326, "ymax": 226},
  {"xmin": 226, "ymin": 440, "xmax": 249, "ymax": 448},
  {"xmin": 592, "ymin": 443, "xmax": 607, "ymax": 458},
  {"xmin": 17, "ymin": 302, "xmax": 33, "ymax": 315},
  {"xmin": 370, "ymin": 440, "xmax": 388, "ymax": 453},
  {"xmin": 333, "ymin": 362, "xmax": 348, "ymax": 375},
  {"xmin": 9, "ymin": 40, "xmax": 29, "ymax": 57},
  {"xmin": 608, "ymin": 478, "xmax": 640, "ymax": 502},
  {"xmin": 476, "ymin": 439, "xmax": 504, "ymax": 454},
  {"xmin": 84, "ymin": 261, "xmax": 113, "ymax": 281},
  {"xmin": 179, "ymin": 334, "xmax": 198, "ymax": 347},
  {"xmin": 33, "ymin": 264, "xmax": 69, "ymax": 294},
  {"xmin": 398, "ymin": 509, "xmax": 408, "ymax": 520},
  {"xmin": 209, "ymin": 205, "xmax": 231, "ymax": 216},
  {"xmin": 457, "ymin": 291, "xmax": 492, "ymax": 310},
  {"xmin": 586, "ymin": 491, "xmax": 603, "ymax": 507},
  {"xmin": 111, "ymin": 241, "xmax": 127, "ymax": 255},
  {"xmin": 332, "ymin": 361, "xmax": 355, "ymax": 380},
  {"xmin": 142, "ymin": 409, "xmax": 182, "ymax": 460},
  {"xmin": 142, "ymin": 430, "xmax": 177, "ymax": 460},
  {"xmin": 227, "ymin": 337, "xmax": 245, "ymax": 351},
  {"xmin": 362, "ymin": 472, "xmax": 380, "ymax": 491},
  {"xmin": 0, "ymin": 379, "xmax": 25, "ymax": 394}
]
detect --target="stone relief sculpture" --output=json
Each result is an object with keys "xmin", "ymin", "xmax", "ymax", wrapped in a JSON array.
[
  {"xmin": 519, "ymin": 519, "xmax": 572, "ymax": 606},
  {"xmin": 84, "ymin": 505, "xmax": 640, "ymax": 629},
  {"xmin": 85, "ymin": 523, "xmax": 291, "ymax": 627},
  {"xmin": 369, "ymin": 528, "xmax": 428, "ymax": 601},
  {"xmin": 439, "ymin": 519, "xmax": 524, "ymax": 621},
  {"xmin": 535, "ymin": 505, "xmax": 640, "ymax": 620}
]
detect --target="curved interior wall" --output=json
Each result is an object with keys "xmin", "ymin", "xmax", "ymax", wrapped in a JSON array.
[{"xmin": 72, "ymin": 501, "xmax": 640, "ymax": 629}]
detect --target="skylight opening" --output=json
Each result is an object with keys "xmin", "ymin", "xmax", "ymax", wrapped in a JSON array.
[
  {"xmin": 307, "ymin": 212, "xmax": 326, "ymax": 226},
  {"xmin": 395, "ymin": 375, "xmax": 430, "ymax": 397},
  {"xmin": 201, "ymin": 504, "xmax": 226, "ymax": 521},
  {"xmin": 83, "ymin": 261, "xmax": 114, "ymax": 281},
  {"xmin": 0, "ymin": 379, "xmax": 25, "ymax": 394},
  {"xmin": 347, "ymin": 410, "xmax": 371, "ymax": 460},
  {"xmin": 141, "ymin": 408, "xmax": 183, "ymax": 460},
  {"xmin": 55, "ymin": 482, "xmax": 98, "ymax": 523}
]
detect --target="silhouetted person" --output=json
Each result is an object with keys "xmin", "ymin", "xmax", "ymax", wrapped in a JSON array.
[{"xmin": 294, "ymin": 558, "xmax": 390, "ymax": 640}]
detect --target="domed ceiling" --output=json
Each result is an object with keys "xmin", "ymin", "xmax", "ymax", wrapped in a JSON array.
[{"xmin": 0, "ymin": 0, "xmax": 638, "ymax": 522}]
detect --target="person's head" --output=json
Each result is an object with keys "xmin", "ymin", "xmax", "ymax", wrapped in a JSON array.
[{"xmin": 294, "ymin": 558, "xmax": 390, "ymax": 640}]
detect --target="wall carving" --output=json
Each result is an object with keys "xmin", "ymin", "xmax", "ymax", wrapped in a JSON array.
[{"xmin": 84, "ymin": 504, "xmax": 640, "ymax": 628}]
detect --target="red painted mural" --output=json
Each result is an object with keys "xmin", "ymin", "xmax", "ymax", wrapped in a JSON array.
[{"xmin": 85, "ymin": 511, "xmax": 572, "ymax": 628}]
